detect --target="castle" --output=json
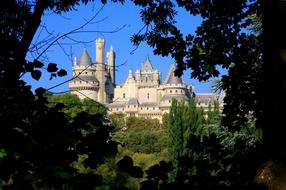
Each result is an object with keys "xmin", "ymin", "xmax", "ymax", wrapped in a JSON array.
[
  {"xmin": 69, "ymin": 38, "xmax": 224, "ymax": 120},
  {"xmin": 69, "ymin": 38, "xmax": 115, "ymax": 104}
]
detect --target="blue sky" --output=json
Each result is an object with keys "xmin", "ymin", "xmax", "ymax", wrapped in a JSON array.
[{"xmin": 23, "ymin": 1, "xmax": 226, "ymax": 93}]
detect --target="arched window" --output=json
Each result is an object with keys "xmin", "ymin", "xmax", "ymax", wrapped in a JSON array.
[{"xmin": 170, "ymin": 90, "xmax": 172, "ymax": 93}]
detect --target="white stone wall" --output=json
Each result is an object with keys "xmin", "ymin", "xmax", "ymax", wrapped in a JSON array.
[{"xmin": 137, "ymin": 87, "xmax": 157, "ymax": 103}]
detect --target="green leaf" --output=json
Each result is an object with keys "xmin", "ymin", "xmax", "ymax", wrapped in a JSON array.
[
  {"xmin": 57, "ymin": 69, "xmax": 67, "ymax": 77},
  {"xmin": 47, "ymin": 63, "xmax": 58, "ymax": 72},
  {"xmin": 0, "ymin": 148, "xmax": 7, "ymax": 159},
  {"xmin": 31, "ymin": 70, "xmax": 42, "ymax": 80}
]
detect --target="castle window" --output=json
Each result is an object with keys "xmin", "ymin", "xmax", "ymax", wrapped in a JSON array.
[
  {"xmin": 92, "ymin": 72, "xmax": 94, "ymax": 75},
  {"xmin": 123, "ymin": 93, "xmax": 125, "ymax": 98},
  {"xmin": 80, "ymin": 81, "xmax": 82, "ymax": 84},
  {"xmin": 153, "ymin": 107, "xmax": 155, "ymax": 110},
  {"xmin": 169, "ymin": 100, "xmax": 171, "ymax": 103},
  {"xmin": 116, "ymin": 108, "xmax": 118, "ymax": 111},
  {"xmin": 141, "ymin": 107, "xmax": 143, "ymax": 110},
  {"xmin": 147, "ymin": 93, "xmax": 150, "ymax": 99},
  {"xmin": 134, "ymin": 105, "xmax": 136, "ymax": 108},
  {"xmin": 128, "ymin": 105, "xmax": 130, "ymax": 108},
  {"xmin": 170, "ymin": 90, "xmax": 172, "ymax": 93},
  {"xmin": 175, "ymin": 90, "xmax": 178, "ymax": 93},
  {"xmin": 147, "ymin": 107, "xmax": 149, "ymax": 110},
  {"xmin": 86, "ymin": 81, "xmax": 88, "ymax": 84},
  {"xmin": 85, "ymin": 72, "xmax": 87, "ymax": 74}
]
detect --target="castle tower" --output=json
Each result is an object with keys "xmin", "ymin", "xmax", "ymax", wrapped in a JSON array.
[
  {"xmin": 69, "ymin": 48, "xmax": 98, "ymax": 100},
  {"xmin": 96, "ymin": 38, "xmax": 106, "ymax": 104},
  {"xmin": 96, "ymin": 38, "xmax": 105, "ymax": 64},
  {"xmin": 108, "ymin": 46, "xmax": 115, "ymax": 86}
]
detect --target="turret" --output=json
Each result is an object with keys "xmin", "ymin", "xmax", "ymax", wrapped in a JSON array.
[
  {"xmin": 96, "ymin": 38, "xmax": 106, "ymax": 104},
  {"xmin": 96, "ymin": 38, "xmax": 105, "ymax": 64},
  {"xmin": 128, "ymin": 69, "xmax": 133, "ymax": 79},
  {"xmin": 135, "ymin": 69, "xmax": 140, "ymax": 81},
  {"xmin": 108, "ymin": 46, "xmax": 115, "ymax": 85},
  {"xmin": 73, "ymin": 56, "xmax": 77, "ymax": 66}
]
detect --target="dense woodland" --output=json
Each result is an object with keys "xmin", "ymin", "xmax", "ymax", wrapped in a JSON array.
[{"xmin": 1, "ymin": 0, "xmax": 286, "ymax": 189}]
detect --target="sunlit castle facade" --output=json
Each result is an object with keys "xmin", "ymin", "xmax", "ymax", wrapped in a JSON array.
[
  {"xmin": 108, "ymin": 59, "xmax": 195, "ymax": 120},
  {"xmin": 69, "ymin": 38, "xmax": 115, "ymax": 104},
  {"xmin": 69, "ymin": 38, "xmax": 225, "ymax": 121}
]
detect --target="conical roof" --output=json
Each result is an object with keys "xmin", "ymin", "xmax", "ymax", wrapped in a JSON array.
[
  {"xmin": 142, "ymin": 56, "xmax": 153, "ymax": 71},
  {"xmin": 167, "ymin": 73, "xmax": 183, "ymax": 84},
  {"xmin": 78, "ymin": 48, "xmax": 92, "ymax": 66}
]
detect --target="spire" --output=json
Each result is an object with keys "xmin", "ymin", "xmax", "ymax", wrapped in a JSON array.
[
  {"xmin": 78, "ymin": 48, "xmax": 92, "ymax": 66},
  {"xmin": 110, "ymin": 45, "xmax": 114, "ymax": 52},
  {"xmin": 142, "ymin": 55, "xmax": 153, "ymax": 71},
  {"xmin": 128, "ymin": 69, "xmax": 133, "ymax": 79},
  {"xmin": 73, "ymin": 56, "xmax": 77, "ymax": 66}
]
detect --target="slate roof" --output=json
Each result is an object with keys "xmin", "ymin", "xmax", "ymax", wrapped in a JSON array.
[
  {"xmin": 140, "ymin": 102, "xmax": 158, "ymax": 107},
  {"xmin": 78, "ymin": 48, "xmax": 92, "ymax": 66},
  {"xmin": 108, "ymin": 102, "xmax": 126, "ymax": 108},
  {"xmin": 126, "ymin": 98, "xmax": 139, "ymax": 105},
  {"xmin": 195, "ymin": 94, "xmax": 218, "ymax": 104},
  {"xmin": 74, "ymin": 75, "xmax": 98, "ymax": 82},
  {"xmin": 161, "ymin": 94, "xmax": 188, "ymax": 101},
  {"xmin": 166, "ymin": 73, "xmax": 183, "ymax": 84},
  {"xmin": 142, "ymin": 56, "xmax": 153, "ymax": 71}
]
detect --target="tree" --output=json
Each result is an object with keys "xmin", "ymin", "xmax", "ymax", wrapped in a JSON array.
[
  {"xmin": 48, "ymin": 93, "xmax": 107, "ymax": 119},
  {"xmin": 0, "ymin": 1, "xmax": 119, "ymax": 189},
  {"xmin": 168, "ymin": 99, "xmax": 205, "ymax": 167},
  {"xmin": 118, "ymin": 101, "xmax": 262, "ymax": 190}
]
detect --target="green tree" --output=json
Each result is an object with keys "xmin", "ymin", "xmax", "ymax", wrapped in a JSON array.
[
  {"xmin": 48, "ymin": 93, "xmax": 107, "ymax": 119},
  {"xmin": 206, "ymin": 101, "xmax": 221, "ymax": 125},
  {"xmin": 118, "ymin": 102, "xmax": 262, "ymax": 190},
  {"xmin": 168, "ymin": 99, "xmax": 205, "ymax": 164}
]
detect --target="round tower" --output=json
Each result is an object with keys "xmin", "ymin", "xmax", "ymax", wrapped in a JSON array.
[
  {"xmin": 108, "ymin": 46, "xmax": 115, "ymax": 85},
  {"xmin": 69, "ymin": 48, "xmax": 98, "ymax": 100}
]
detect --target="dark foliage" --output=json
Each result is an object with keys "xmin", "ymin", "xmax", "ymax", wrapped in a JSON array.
[{"xmin": 0, "ymin": 0, "xmax": 119, "ymax": 189}]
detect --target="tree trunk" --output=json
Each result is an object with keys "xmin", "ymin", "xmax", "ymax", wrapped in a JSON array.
[{"xmin": 257, "ymin": 0, "xmax": 286, "ymax": 188}]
